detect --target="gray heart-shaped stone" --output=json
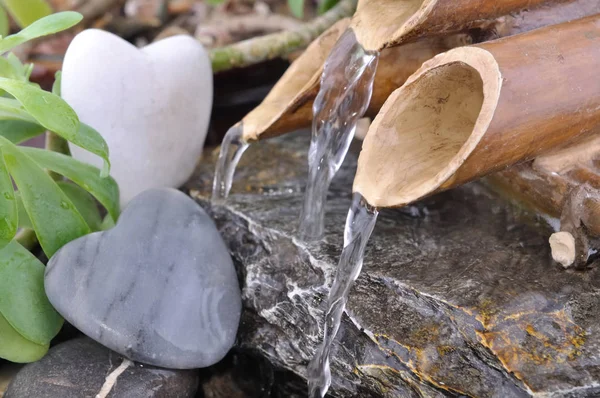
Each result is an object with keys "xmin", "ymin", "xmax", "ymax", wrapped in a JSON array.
[{"xmin": 45, "ymin": 188, "xmax": 241, "ymax": 369}]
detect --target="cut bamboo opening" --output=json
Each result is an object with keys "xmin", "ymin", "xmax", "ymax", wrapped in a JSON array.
[
  {"xmin": 240, "ymin": 18, "xmax": 467, "ymax": 142},
  {"xmin": 354, "ymin": 14, "xmax": 600, "ymax": 208},
  {"xmin": 238, "ymin": 0, "xmax": 598, "ymax": 143},
  {"xmin": 240, "ymin": 18, "xmax": 351, "ymax": 142}
]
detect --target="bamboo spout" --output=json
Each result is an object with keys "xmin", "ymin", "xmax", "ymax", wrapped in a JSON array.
[
  {"xmin": 354, "ymin": 15, "xmax": 600, "ymax": 208},
  {"xmin": 351, "ymin": 0, "xmax": 566, "ymax": 51},
  {"xmin": 240, "ymin": 18, "xmax": 351, "ymax": 142},
  {"xmin": 239, "ymin": 0, "xmax": 599, "ymax": 143},
  {"xmin": 240, "ymin": 18, "xmax": 467, "ymax": 142}
]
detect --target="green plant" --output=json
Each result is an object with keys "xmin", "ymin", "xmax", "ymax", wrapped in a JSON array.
[
  {"xmin": 202, "ymin": 0, "xmax": 340, "ymax": 20},
  {"xmin": 288, "ymin": 0, "xmax": 341, "ymax": 19},
  {"xmin": 0, "ymin": 12, "xmax": 120, "ymax": 362},
  {"xmin": 288, "ymin": 0, "xmax": 305, "ymax": 18},
  {"xmin": 1, "ymin": 0, "xmax": 53, "ymax": 28}
]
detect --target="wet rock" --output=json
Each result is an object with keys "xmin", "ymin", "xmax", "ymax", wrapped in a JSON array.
[
  {"xmin": 200, "ymin": 350, "xmax": 307, "ymax": 398},
  {"xmin": 187, "ymin": 131, "xmax": 600, "ymax": 397},
  {"xmin": 4, "ymin": 337, "xmax": 199, "ymax": 398},
  {"xmin": 45, "ymin": 188, "xmax": 242, "ymax": 369}
]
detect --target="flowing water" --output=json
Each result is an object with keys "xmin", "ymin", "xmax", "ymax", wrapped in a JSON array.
[
  {"xmin": 307, "ymin": 193, "xmax": 379, "ymax": 397},
  {"xmin": 211, "ymin": 124, "xmax": 250, "ymax": 204},
  {"xmin": 298, "ymin": 29, "xmax": 380, "ymax": 241}
]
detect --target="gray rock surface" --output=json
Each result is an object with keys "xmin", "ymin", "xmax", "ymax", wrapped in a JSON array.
[
  {"xmin": 45, "ymin": 188, "xmax": 242, "ymax": 369},
  {"xmin": 187, "ymin": 132, "xmax": 600, "ymax": 397},
  {"xmin": 4, "ymin": 337, "xmax": 199, "ymax": 398}
]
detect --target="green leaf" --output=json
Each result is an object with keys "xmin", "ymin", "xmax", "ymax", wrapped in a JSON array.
[
  {"xmin": 317, "ymin": 0, "xmax": 339, "ymax": 14},
  {"xmin": 24, "ymin": 63, "xmax": 34, "ymax": 81},
  {"xmin": 0, "ymin": 120, "xmax": 46, "ymax": 144},
  {"xmin": 0, "ymin": 241, "xmax": 63, "ymax": 345},
  {"xmin": 0, "ymin": 97, "xmax": 38, "ymax": 123},
  {"xmin": 73, "ymin": 123, "xmax": 110, "ymax": 178},
  {"xmin": 2, "ymin": 0, "xmax": 53, "ymax": 28},
  {"xmin": 0, "ymin": 139, "xmax": 90, "ymax": 257},
  {"xmin": 14, "ymin": 192, "xmax": 32, "ymax": 229},
  {"xmin": 16, "ymin": 183, "xmax": 102, "ymax": 231},
  {"xmin": 0, "ymin": 56, "xmax": 26, "ymax": 81},
  {"xmin": 0, "ymin": 78, "xmax": 78, "ymax": 135},
  {"xmin": 0, "ymin": 7, "xmax": 9, "ymax": 39},
  {"xmin": 6, "ymin": 53, "xmax": 28, "ymax": 80},
  {"xmin": 100, "ymin": 214, "xmax": 115, "ymax": 230},
  {"xmin": 288, "ymin": 0, "xmax": 304, "ymax": 18},
  {"xmin": 52, "ymin": 70, "xmax": 61, "ymax": 96},
  {"xmin": 0, "ymin": 311, "xmax": 48, "ymax": 363},
  {"xmin": 0, "ymin": 153, "xmax": 16, "ymax": 249},
  {"xmin": 57, "ymin": 182, "xmax": 102, "ymax": 231},
  {"xmin": 19, "ymin": 147, "xmax": 119, "ymax": 222},
  {"xmin": 0, "ymin": 79, "xmax": 110, "ymax": 173},
  {"xmin": 0, "ymin": 11, "xmax": 82, "ymax": 53}
]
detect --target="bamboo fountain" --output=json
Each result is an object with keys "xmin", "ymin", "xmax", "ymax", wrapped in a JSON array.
[
  {"xmin": 209, "ymin": 2, "xmax": 600, "ymax": 396},
  {"xmin": 311, "ymin": 13, "xmax": 600, "ymax": 397},
  {"xmin": 213, "ymin": 0, "xmax": 600, "ymax": 241}
]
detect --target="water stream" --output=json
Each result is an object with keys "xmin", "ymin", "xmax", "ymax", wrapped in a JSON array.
[
  {"xmin": 298, "ymin": 29, "xmax": 379, "ymax": 241},
  {"xmin": 307, "ymin": 193, "xmax": 379, "ymax": 397},
  {"xmin": 211, "ymin": 124, "xmax": 249, "ymax": 204}
]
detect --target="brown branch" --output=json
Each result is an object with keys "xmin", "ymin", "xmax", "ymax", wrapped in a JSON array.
[
  {"xmin": 77, "ymin": 0, "xmax": 127, "ymax": 24},
  {"xmin": 196, "ymin": 13, "xmax": 303, "ymax": 47},
  {"xmin": 209, "ymin": 0, "xmax": 358, "ymax": 73}
]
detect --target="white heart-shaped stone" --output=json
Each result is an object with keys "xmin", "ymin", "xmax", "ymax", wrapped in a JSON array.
[{"xmin": 62, "ymin": 29, "xmax": 212, "ymax": 206}]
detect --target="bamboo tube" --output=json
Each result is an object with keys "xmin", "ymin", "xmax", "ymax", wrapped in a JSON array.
[
  {"xmin": 238, "ymin": 0, "xmax": 598, "ymax": 143},
  {"xmin": 350, "ymin": 0, "xmax": 570, "ymax": 52},
  {"xmin": 353, "ymin": 15, "xmax": 600, "ymax": 209},
  {"xmin": 240, "ymin": 18, "xmax": 351, "ymax": 142},
  {"xmin": 240, "ymin": 19, "xmax": 468, "ymax": 142}
]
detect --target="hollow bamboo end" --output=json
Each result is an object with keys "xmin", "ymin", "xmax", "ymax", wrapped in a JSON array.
[
  {"xmin": 354, "ymin": 47, "xmax": 501, "ymax": 208},
  {"xmin": 240, "ymin": 18, "xmax": 352, "ymax": 142},
  {"xmin": 351, "ymin": 0, "xmax": 438, "ymax": 51}
]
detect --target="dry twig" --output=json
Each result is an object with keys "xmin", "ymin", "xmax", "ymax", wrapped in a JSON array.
[
  {"xmin": 77, "ymin": 0, "xmax": 127, "ymax": 24},
  {"xmin": 196, "ymin": 13, "xmax": 302, "ymax": 47},
  {"xmin": 209, "ymin": 0, "xmax": 357, "ymax": 72}
]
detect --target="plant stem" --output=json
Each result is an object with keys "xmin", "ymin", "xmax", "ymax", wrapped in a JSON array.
[
  {"xmin": 45, "ymin": 131, "xmax": 70, "ymax": 181},
  {"xmin": 209, "ymin": 0, "xmax": 358, "ymax": 73},
  {"xmin": 16, "ymin": 229, "xmax": 37, "ymax": 251}
]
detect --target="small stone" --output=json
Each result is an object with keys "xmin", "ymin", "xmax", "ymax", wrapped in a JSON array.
[
  {"xmin": 62, "ymin": 29, "xmax": 213, "ymax": 206},
  {"xmin": 45, "ymin": 188, "xmax": 241, "ymax": 369},
  {"xmin": 4, "ymin": 337, "xmax": 199, "ymax": 398}
]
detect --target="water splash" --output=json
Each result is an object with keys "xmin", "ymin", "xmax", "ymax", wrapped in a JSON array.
[
  {"xmin": 298, "ymin": 29, "xmax": 379, "ymax": 241},
  {"xmin": 212, "ymin": 124, "xmax": 250, "ymax": 204},
  {"xmin": 307, "ymin": 192, "xmax": 379, "ymax": 397}
]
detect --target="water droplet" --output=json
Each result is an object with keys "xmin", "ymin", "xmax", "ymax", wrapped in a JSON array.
[
  {"xmin": 3, "ymin": 192, "xmax": 12, "ymax": 200},
  {"xmin": 60, "ymin": 201, "xmax": 70, "ymax": 209}
]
